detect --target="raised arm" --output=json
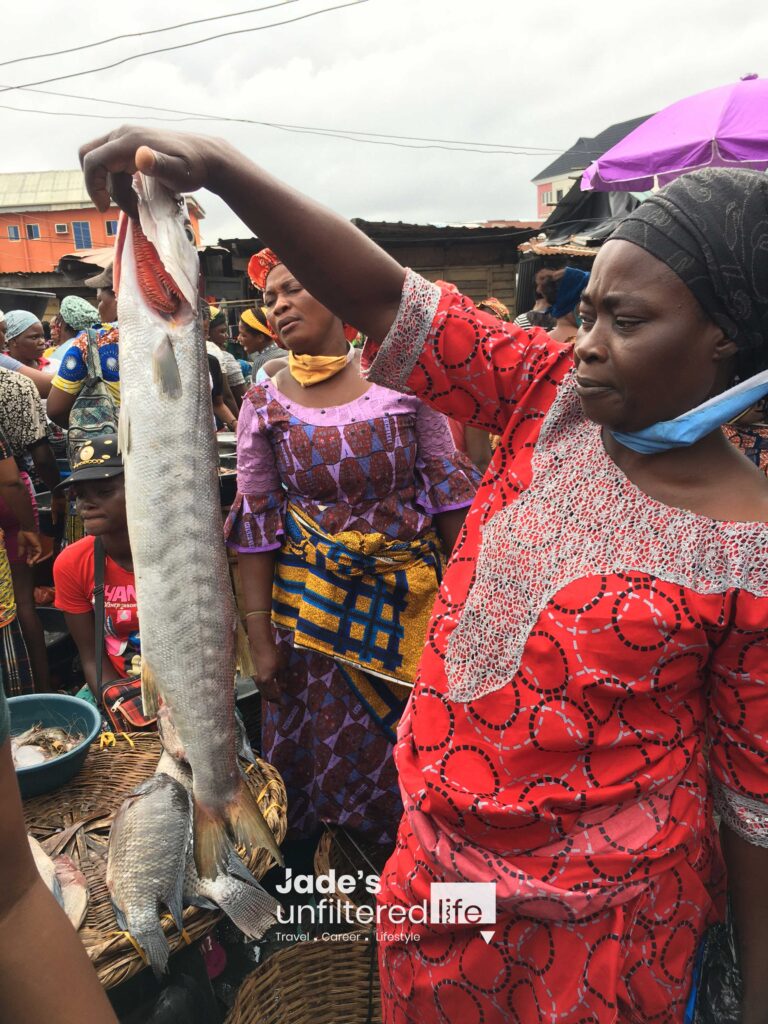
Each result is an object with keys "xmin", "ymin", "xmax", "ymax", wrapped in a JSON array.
[
  {"xmin": 80, "ymin": 127, "xmax": 405, "ymax": 344},
  {"xmin": 80, "ymin": 127, "xmax": 567, "ymax": 431}
]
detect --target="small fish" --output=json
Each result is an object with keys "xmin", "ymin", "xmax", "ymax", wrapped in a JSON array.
[
  {"xmin": 106, "ymin": 774, "xmax": 191, "ymax": 976},
  {"xmin": 115, "ymin": 174, "xmax": 282, "ymax": 878},
  {"xmin": 54, "ymin": 855, "xmax": 89, "ymax": 930},
  {"xmin": 157, "ymin": 752, "xmax": 278, "ymax": 939},
  {"xmin": 12, "ymin": 723, "xmax": 83, "ymax": 767},
  {"xmin": 28, "ymin": 835, "xmax": 64, "ymax": 908}
]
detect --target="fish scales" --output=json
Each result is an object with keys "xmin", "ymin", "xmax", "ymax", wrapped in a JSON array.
[
  {"xmin": 106, "ymin": 774, "xmax": 191, "ymax": 977},
  {"xmin": 115, "ymin": 174, "xmax": 281, "ymax": 877}
]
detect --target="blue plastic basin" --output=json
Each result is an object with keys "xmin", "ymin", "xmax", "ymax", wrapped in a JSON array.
[{"xmin": 9, "ymin": 694, "xmax": 102, "ymax": 799}]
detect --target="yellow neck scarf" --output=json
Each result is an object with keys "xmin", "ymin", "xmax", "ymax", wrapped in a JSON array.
[{"xmin": 288, "ymin": 345, "xmax": 354, "ymax": 387}]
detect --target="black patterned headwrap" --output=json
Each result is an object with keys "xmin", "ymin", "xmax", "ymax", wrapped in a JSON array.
[{"xmin": 608, "ymin": 168, "xmax": 768, "ymax": 379}]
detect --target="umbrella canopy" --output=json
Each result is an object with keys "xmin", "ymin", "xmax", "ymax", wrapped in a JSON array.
[{"xmin": 582, "ymin": 75, "xmax": 768, "ymax": 191}]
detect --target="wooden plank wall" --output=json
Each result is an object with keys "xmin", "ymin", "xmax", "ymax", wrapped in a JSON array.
[{"xmin": 414, "ymin": 263, "xmax": 516, "ymax": 310}]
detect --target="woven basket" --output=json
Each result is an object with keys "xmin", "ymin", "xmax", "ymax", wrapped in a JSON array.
[
  {"xmin": 313, "ymin": 827, "xmax": 392, "ymax": 929},
  {"xmin": 225, "ymin": 937, "xmax": 382, "ymax": 1024},
  {"xmin": 23, "ymin": 732, "xmax": 286, "ymax": 990}
]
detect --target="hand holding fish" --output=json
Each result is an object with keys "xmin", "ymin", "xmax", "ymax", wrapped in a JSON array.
[
  {"xmin": 79, "ymin": 125, "xmax": 405, "ymax": 346},
  {"xmin": 79, "ymin": 126, "xmax": 222, "ymax": 215}
]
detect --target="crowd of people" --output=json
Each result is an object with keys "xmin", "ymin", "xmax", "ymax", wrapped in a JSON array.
[{"xmin": 1, "ymin": 123, "xmax": 768, "ymax": 1023}]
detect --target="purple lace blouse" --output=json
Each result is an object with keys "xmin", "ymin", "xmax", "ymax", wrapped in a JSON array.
[{"xmin": 224, "ymin": 378, "xmax": 479, "ymax": 552}]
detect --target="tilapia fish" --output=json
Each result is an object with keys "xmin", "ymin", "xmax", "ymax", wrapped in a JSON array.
[
  {"xmin": 157, "ymin": 752, "xmax": 279, "ymax": 940},
  {"xmin": 106, "ymin": 774, "xmax": 190, "ymax": 976},
  {"xmin": 115, "ymin": 174, "xmax": 281, "ymax": 877}
]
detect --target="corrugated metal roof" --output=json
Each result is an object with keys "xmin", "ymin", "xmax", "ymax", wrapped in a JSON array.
[{"xmin": 0, "ymin": 170, "xmax": 96, "ymax": 211}]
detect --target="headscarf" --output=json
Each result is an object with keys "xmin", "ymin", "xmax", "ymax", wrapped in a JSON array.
[
  {"xmin": 248, "ymin": 249, "xmax": 282, "ymax": 290},
  {"xmin": 478, "ymin": 297, "xmax": 510, "ymax": 321},
  {"xmin": 609, "ymin": 168, "xmax": 768, "ymax": 378},
  {"xmin": 0, "ymin": 310, "xmax": 5, "ymax": 324},
  {"xmin": 248, "ymin": 247, "xmax": 358, "ymax": 343},
  {"xmin": 4, "ymin": 310, "xmax": 39, "ymax": 342},
  {"xmin": 241, "ymin": 307, "xmax": 276, "ymax": 340},
  {"xmin": 60, "ymin": 295, "xmax": 99, "ymax": 332},
  {"xmin": 548, "ymin": 268, "xmax": 590, "ymax": 319},
  {"xmin": 209, "ymin": 306, "xmax": 227, "ymax": 330}
]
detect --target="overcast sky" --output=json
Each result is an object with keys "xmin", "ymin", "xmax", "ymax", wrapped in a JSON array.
[{"xmin": 0, "ymin": 0, "xmax": 765, "ymax": 242}]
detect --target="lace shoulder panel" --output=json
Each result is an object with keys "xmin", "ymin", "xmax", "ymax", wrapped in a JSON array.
[
  {"xmin": 364, "ymin": 269, "xmax": 441, "ymax": 393},
  {"xmin": 714, "ymin": 779, "xmax": 768, "ymax": 848},
  {"xmin": 445, "ymin": 374, "xmax": 768, "ymax": 703}
]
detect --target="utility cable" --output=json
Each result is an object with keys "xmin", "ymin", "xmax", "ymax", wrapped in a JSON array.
[
  {"xmin": 0, "ymin": 0, "xmax": 304, "ymax": 70},
  {"xmin": 0, "ymin": 0, "xmax": 370, "ymax": 96},
  {"xmin": 13, "ymin": 85, "xmax": 563, "ymax": 155}
]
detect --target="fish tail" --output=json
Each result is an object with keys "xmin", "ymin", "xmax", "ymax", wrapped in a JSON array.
[
  {"xmin": 218, "ymin": 873, "xmax": 279, "ymax": 940},
  {"xmin": 193, "ymin": 781, "xmax": 283, "ymax": 881},
  {"xmin": 226, "ymin": 778, "xmax": 284, "ymax": 869},
  {"xmin": 135, "ymin": 924, "xmax": 171, "ymax": 978},
  {"xmin": 192, "ymin": 799, "xmax": 231, "ymax": 880}
]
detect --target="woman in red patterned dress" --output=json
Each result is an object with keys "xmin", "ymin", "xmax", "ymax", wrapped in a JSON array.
[{"xmin": 82, "ymin": 130, "xmax": 768, "ymax": 1024}]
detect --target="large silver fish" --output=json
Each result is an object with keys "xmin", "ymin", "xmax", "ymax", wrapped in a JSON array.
[
  {"xmin": 106, "ymin": 774, "xmax": 190, "ymax": 976},
  {"xmin": 157, "ymin": 752, "xmax": 279, "ymax": 939},
  {"xmin": 115, "ymin": 174, "xmax": 281, "ymax": 878}
]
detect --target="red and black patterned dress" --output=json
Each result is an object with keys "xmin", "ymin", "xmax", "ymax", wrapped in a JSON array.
[{"xmin": 364, "ymin": 271, "xmax": 768, "ymax": 1023}]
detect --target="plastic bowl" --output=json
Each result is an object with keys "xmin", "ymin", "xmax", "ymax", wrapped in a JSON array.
[{"xmin": 8, "ymin": 694, "xmax": 102, "ymax": 799}]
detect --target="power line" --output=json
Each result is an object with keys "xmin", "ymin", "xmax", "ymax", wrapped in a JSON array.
[
  {"xmin": 0, "ymin": 1, "xmax": 304, "ymax": 70},
  {"xmin": 0, "ymin": 0, "xmax": 370, "ymax": 96},
  {"xmin": 13, "ymin": 86, "xmax": 563, "ymax": 155}
]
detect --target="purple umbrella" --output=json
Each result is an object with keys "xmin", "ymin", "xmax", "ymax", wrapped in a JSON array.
[{"xmin": 582, "ymin": 75, "xmax": 768, "ymax": 191}]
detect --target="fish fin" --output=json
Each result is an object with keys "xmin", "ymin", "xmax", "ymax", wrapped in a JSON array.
[
  {"xmin": 166, "ymin": 864, "xmax": 185, "ymax": 933},
  {"xmin": 152, "ymin": 335, "xmax": 182, "ymax": 399},
  {"xmin": 234, "ymin": 616, "xmax": 255, "ymax": 678},
  {"xmin": 192, "ymin": 800, "xmax": 231, "ymax": 880},
  {"xmin": 111, "ymin": 901, "xmax": 129, "ymax": 934},
  {"xmin": 234, "ymin": 707, "xmax": 257, "ymax": 766},
  {"xmin": 187, "ymin": 893, "xmax": 218, "ymax": 912},
  {"xmin": 51, "ymin": 874, "xmax": 65, "ymax": 910},
  {"xmin": 217, "ymin": 875, "xmax": 279, "ymax": 940},
  {"xmin": 134, "ymin": 925, "xmax": 171, "ymax": 978},
  {"xmin": 226, "ymin": 778, "xmax": 284, "ymax": 869},
  {"xmin": 117, "ymin": 401, "xmax": 131, "ymax": 456},
  {"xmin": 141, "ymin": 660, "xmax": 160, "ymax": 718}
]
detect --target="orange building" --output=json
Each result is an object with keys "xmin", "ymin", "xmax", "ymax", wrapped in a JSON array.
[{"xmin": 0, "ymin": 170, "xmax": 203, "ymax": 274}]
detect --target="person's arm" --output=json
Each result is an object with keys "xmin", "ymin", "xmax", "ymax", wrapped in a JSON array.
[
  {"xmin": 63, "ymin": 611, "xmax": 120, "ymax": 699},
  {"xmin": 0, "ymin": 456, "xmax": 42, "ymax": 564},
  {"xmin": 28, "ymin": 438, "xmax": 61, "ymax": 494},
  {"xmin": 0, "ymin": 737, "xmax": 118, "ymax": 1023},
  {"xmin": 46, "ymin": 339, "xmax": 88, "ymax": 427},
  {"xmin": 237, "ymin": 551, "xmax": 283, "ymax": 702},
  {"xmin": 214, "ymin": 397, "xmax": 237, "ymax": 431},
  {"xmin": 433, "ymin": 507, "xmax": 468, "ymax": 558},
  {"xmin": 720, "ymin": 827, "xmax": 768, "ymax": 1023},
  {"xmin": 46, "ymin": 386, "xmax": 78, "ymax": 428},
  {"xmin": 221, "ymin": 374, "xmax": 239, "ymax": 419},
  {"xmin": 464, "ymin": 427, "xmax": 493, "ymax": 476},
  {"xmin": 79, "ymin": 128, "xmax": 564, "ymax": 432},
  {"xmin": 708, "ymin": 591, "xmax": 768, "ymax": 1023},
  {"xmin": 222, "ymin": 390, "xmax": 285, "ymax": 699},
  {"xmin": 80, "ymin": 128, "xmax": 405, "ymax": 342},
  {"xmin": 412, "ymin": 399, "xmax": 479, "ymax": 558},
  {"xmin": 230, "ymin": 381, "xmax": 246, "ymax": 408},
  {"xmin": 0, "ymin": 353, "xmax": 54, "ymax": 399}
]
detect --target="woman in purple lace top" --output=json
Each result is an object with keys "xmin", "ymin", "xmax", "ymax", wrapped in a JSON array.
[{"xmin": 225, "ymin": 250, "xmax": 479, "ymax": 846}]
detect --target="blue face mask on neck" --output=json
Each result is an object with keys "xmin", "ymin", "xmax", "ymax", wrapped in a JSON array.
[{"xmin": 609, "ymin": 368, "xmax": 768, "ymax": 454}]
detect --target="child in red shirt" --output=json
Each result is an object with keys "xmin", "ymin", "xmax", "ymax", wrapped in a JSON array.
[{"xmin": 53, "ymin": 437, "xmax": 139, "ymax": 701}]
